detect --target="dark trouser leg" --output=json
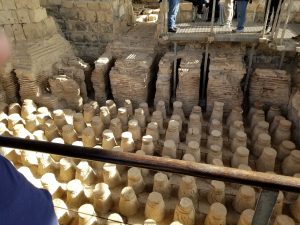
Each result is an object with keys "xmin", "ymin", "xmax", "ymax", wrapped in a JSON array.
[
  {"xmin": 168, "ymin": 0, "xmax": 180, "ymax": 29},
  {"xmin": 208, "ymin": 0, "xmax": 220, "ymax": 20},
  {"xmin": 194, "ymin": 0, "xmax": 205, "ymax": 13}
]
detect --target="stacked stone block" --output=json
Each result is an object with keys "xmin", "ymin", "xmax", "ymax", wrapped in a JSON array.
[
  {"xmin": 41, "ymin": 0, "xmax": 135, "ymax": 61},
  {"xmin": 0, "ymin": 0, "xmax": 89, "ymax": 108},
  {"xmin": 176, "ymin": 51, "xmax": 202, "ymax": 116},
  {"xmin": 154, "ymin": 52, "xmax": 175, "ymax": 111},
  {"xmin": 110, "ymin": 52, "xmax": 156, "ymax": 108},
  {"xmin": 250, "ymin": 68, "xmax": 291, "ymax": 111},
  {"xmin": 91, "ymin": 53, "xmax": 114, "ymax": 105},
  {"xmin": 177, "ymin": 1, "xmax": 195, "ymax": 23},
  {"xmin": 207, "ymin": 44, "xmax": 246, "ymax": 114}
]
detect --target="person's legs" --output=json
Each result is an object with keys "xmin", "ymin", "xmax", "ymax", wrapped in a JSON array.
[
  {"xmin": 236, "ymin": 0, "xmax": 248, "ymax": 31},
  {"xmin": 195, "ymin": 0, "xmax": 205, "ymax": 14},
  {"xmin": 168, "ymin": 0, "xmax": 180, "ymax": 29},
  {"xmin": 207, "ymin": 0, "xmax": 220, "ymax": 21},
  {"xmin": 224, "ymin": 0, "xmax": 234, "ymax": 24}
]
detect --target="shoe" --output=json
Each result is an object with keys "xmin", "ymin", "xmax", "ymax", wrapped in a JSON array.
[
  {"xmin": 224, "ymin": 21, "xmax": 231, "ymax": 28},
  {"xmin": 232, "ymin": 29, "xmax": 244, "ymax": 33},
  {"xmin": 168, "ymin": 28, "xmax": 177, "ymax": 33}
]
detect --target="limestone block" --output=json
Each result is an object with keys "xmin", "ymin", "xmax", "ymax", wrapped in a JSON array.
[
  {"xmin": 180, "ymin": 2, "xmax": 193, "ymax": 11},
  {"xmin": 3, "ymin": 24, "xmax": 14, "ymax": 41},
  {"xmin": 15, "ymin": 0, "xmax": 27, "ymax": 8},
  {"xmin": 23, "ymin": 23, "xmax": 42, "ymax": 40},
  {"xmin": 0, "ymin": 11, "xmax": 17, "ymax": 25},
  {"xmin": 2, "ymin": 0, "xmax": 16, "ymax": 10},
  {"xmin": 119, "ymin": 186, "xmax": 139, "ymax": 217},
  {"xmin": 43, "ymin": 17, "xmax": 57, "ymax": 36},
  {"xmin": 87, "ymin": 2, "xmax": 101, "ymax": 10},
  {"xmin": 29, "ymin": 8, "xmax": 47, "ymax": 23},
  {"xmin": 62, "ymin": 1, "xmax": 73, "ymax": 8},
  {"xmin": 11, "ymin": 24, "xmax": 26, "ymax": 41},
  {"xmin": 145, "ymin": 192, "xmax": 165, "ymax": 222},
  {"xmin": 74, "ymin": 1, "xmax": 87, "ymax": 8},
  {"xmin": 16, "ymin": 9, "xmax": 31, "ymax": 24},
  {"xmin": 53, "ymin": 199, "xmax": 72, "ymax": 225},
  {"xmin": 23, "ymin": 0, "xmax": 41, "ymax": 9},
  {"xmin": 78, "ymin": 204, "xmax": 98, "ymax": 225}
]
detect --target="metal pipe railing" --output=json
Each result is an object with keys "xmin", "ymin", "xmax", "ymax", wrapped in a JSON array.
[
  {"xmin": 272, "ymin": 0, "xmax": 286, "ymax": 39},
  {"xmin": 1, "ymin": 136, "xmax": 300, "ymax": 193},
  {"xmin": 262, "ymin": 0, "xmax": 272, "ymax": 36},
  {"xmin": 210, "ymin": 0, "xmax": 217, "ymax": 34},
  {"xmin": 279, "ymin": 0, "xmax": 293, "ymax": 45}
]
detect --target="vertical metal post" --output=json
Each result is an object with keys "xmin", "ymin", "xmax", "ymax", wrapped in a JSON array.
[
  {"xmin": 272, "ymin": 0, "xmax": 285, "ymax": 39},
  {"xmin": 279, "ymin": 0, "xmax": 293, "ymax": 45},
  {"xmin": 244, "ymin": 44, "xmax": 255, "ymax": 93},
  {"xmin": 279, "ymin": 51, "xmax": 285, "ymax": 69},
  {"xmin": 200, "ymin": 43, "xmax": 210, "ymax": 108},
  {"xmin": 251, "ymin": 190, "xmax": 279, "ymax": 225},
  {"xmin": 162, "ymin": 0, "xmax": 168, "ymax": 35},
  {"xmin": 262, "ymin": 0, "xmax": 272, "ymax": 36},
  {"xmin": 210, "ymin": 0, "xmax": 217, "ymax": 34},
  {"xmin": 173, "ymin": 42, "xmax": 177, "ymax": 99}
]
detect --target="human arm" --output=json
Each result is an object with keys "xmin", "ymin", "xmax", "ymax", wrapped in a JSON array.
[{"xmin": 0, "ymin": 28, "xmax": 11, "ymax": 65}]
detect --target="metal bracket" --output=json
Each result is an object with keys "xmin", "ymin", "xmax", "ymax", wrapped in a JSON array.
[{"xmin": 251, "ymin": 190, "xmax": 279, "ymax": 225}]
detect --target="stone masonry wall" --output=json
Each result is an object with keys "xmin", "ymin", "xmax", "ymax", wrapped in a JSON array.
[{"xmin": 41, "ymin": 0, "xmax": 135, "ymax": 62}]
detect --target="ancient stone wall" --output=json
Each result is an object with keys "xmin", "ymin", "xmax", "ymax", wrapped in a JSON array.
[
  {"xmin": 0, "ymin": 0, "xmax": 91, "ymax": 110},
  {"xmin": 41, "ymin": 0, "xmax": 135, "ymax": 62}
]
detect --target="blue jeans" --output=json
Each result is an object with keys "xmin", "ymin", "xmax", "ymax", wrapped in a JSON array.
[
  {"xmin": 168, "ymin": 0, "xmax": 180, "ymax": 29},
  {"xmin": 236, "ymin": 1, "xmax": 248, "ymax": 30}
]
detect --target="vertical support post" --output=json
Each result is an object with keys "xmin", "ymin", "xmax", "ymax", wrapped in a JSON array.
[
  {"xmin": 251, "ymin": 190, "xmax": 279, "ymax": 225},
  {"xmin": 279, "ymin": 0, "xmax": 293, "ymax": 45},
  {"xmin": 210, "ymin": 0, "xmax": 217, "ymax": 34},
  {"xmin": 162, "ymin": 0, "xmax": 168, "ymax": 35},
  {"xmin": 279, "ymin": 51, "xmax": 285, "ymax": 69},
  {"xmin": 262, "ymin": 0, "xmax": 272, "ymax": 36},
  {"xmin": 272, "ymin": 0, "xmax": 285, "ymax": 39},
  {"xmin": 173, "ymin": 42, "xmax": 178, "ymax": 99},
  {"xmin": 200, "ymin": 43, "xmax": 210, "ymax": 108},
  {"xmin": 244, "ymin": 44, "xmax": 255, "ymax": 94}
]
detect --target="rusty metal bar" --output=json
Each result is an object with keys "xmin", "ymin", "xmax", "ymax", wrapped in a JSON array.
[
  {"xmin": 1, "ymin": 136, "xmax": 300, "ymax": 193},
  {"xmin": 251, "ymin": 190, "xmax": 279, "ymax": 225}
]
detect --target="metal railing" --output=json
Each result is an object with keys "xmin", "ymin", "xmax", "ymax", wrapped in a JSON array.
[{"xmin": 1, "ymin": 136, "xmax": 300, "ymax": 225}]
